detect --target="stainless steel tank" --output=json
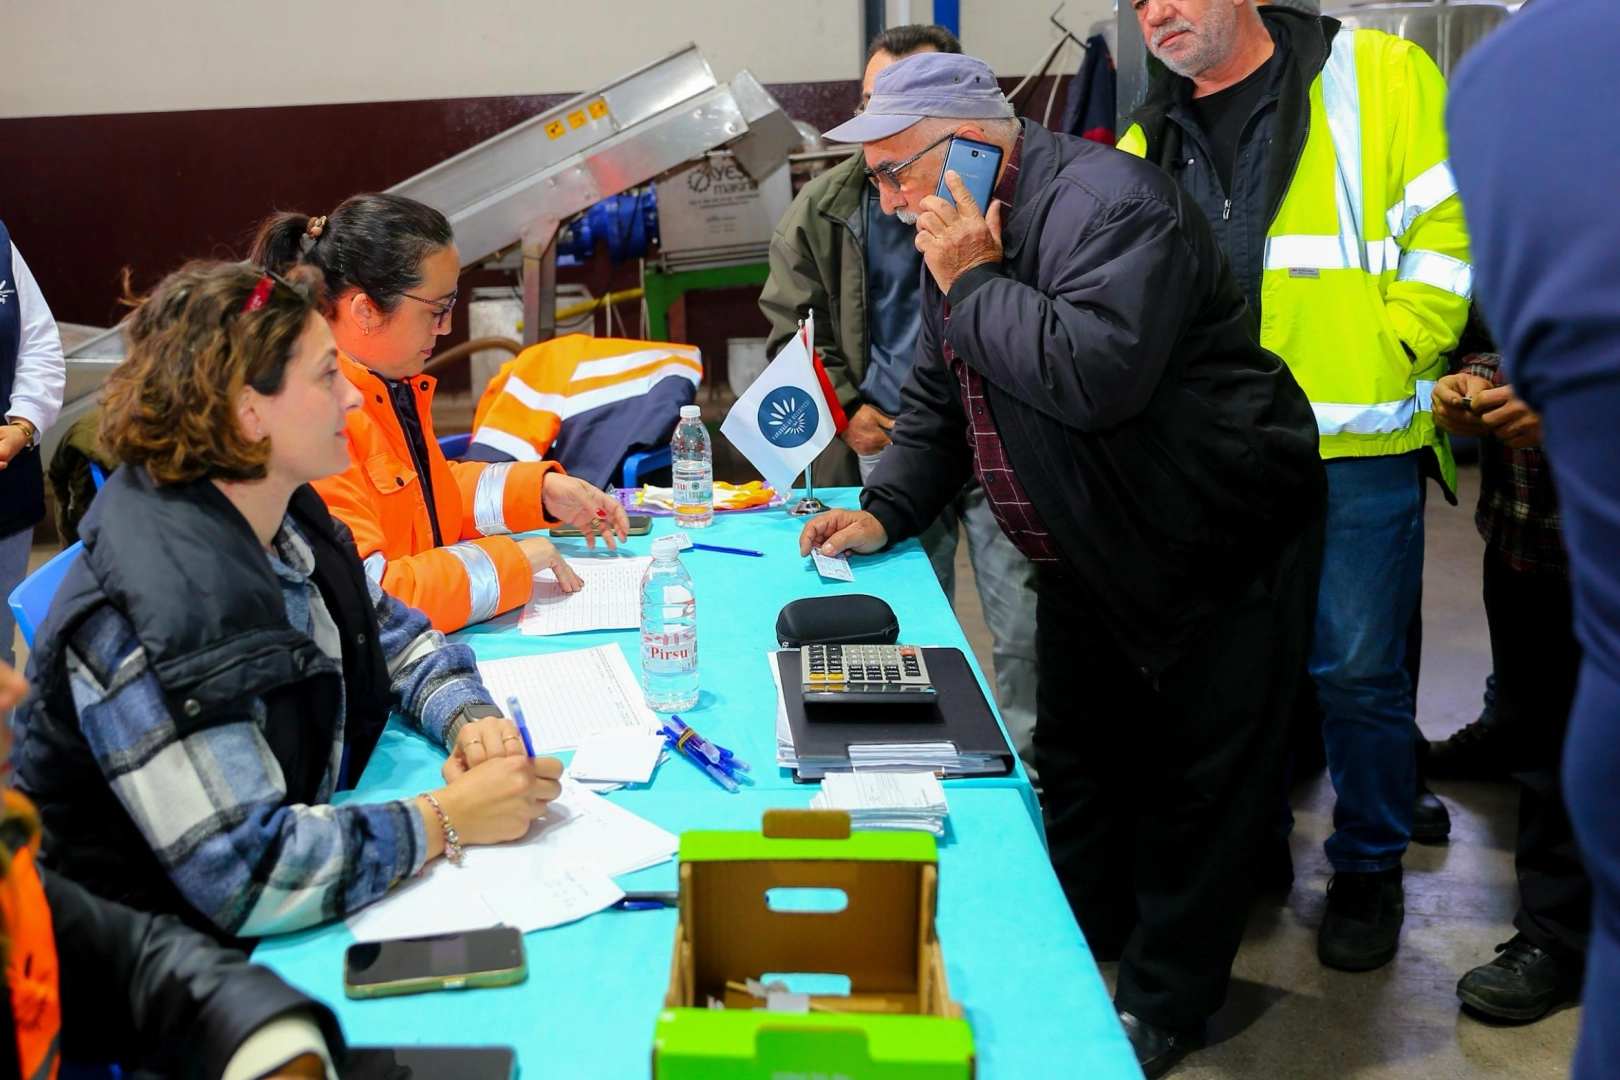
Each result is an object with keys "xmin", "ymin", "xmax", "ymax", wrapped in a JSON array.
[{"xmin": 1325, "ymin": 2, "xmax": 1511, "ymax": 77}]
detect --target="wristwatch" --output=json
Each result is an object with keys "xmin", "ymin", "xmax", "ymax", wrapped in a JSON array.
[{"xmin": 450, "ymin": 701, "xmax": 505, "ymax": 741}]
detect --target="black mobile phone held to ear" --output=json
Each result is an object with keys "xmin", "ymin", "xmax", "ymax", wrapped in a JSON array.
[
  {"xmin": 342, "ymin": 1046, "xmax": 517, "ymax": 1080},
  {"xmin": 935, "ymin": 136, "xmax": 1004, "ymax": 211},
  {"xmin": 343, "ymin": 926, "xmax": 526, "ymax": 999}
]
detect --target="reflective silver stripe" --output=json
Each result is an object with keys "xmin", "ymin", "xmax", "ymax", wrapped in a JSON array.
[
  {"xmin": 27, "ymin": 1034, "xmax": 59, "ymax": 1080},
  {"xmin": 1320, "ymin": 29, "xmax": 1368, "ymax": 274},
  {"xmin": 1312, "ymin": 379, "xmax": 1438, "ymax": 436},
  {"xmin": 444, "ymin": 542, "xmax": 503, "ymax": 624},
  {"xmin": 362, "ymin": 551, "xmax": 387, "ymax": 584},
  {"xmin": 473, "ymin": 461, "xmax": 516, "ymax": 536},
  {"xmin": 1385, "ymin": 160, "xmax": 1459, "ymax": 237},
  {"xmin": 1397, "ymin": 249, "xmax": 1474, "ymax": 298},
  {"xmin": 1262, "ymin": 235, "xmax": 1400, "ymax": 273}
]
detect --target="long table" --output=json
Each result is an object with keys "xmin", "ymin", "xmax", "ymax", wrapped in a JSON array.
[{"xmin": 253, "ymin": 489, "xmax": 1140, "ymax": 1079}]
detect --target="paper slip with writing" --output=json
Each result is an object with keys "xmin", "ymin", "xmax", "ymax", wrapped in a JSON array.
[
  {"xmin": 476, "ymin": 644, "xmax": 659, "ymax": 753},
  {"xmin": 810, "ymin": 771, "xmax": 950, "ymax": 836},
  {"xmin": 346, "ymin": 780, "xmax": 674, "ymax": 942},
  {"xmin": 521, "ymin": 555, "xmax": 651, "ymax": 635},
  {"xmin": 567, "ymin": 731, "xmax": 666, "ymax": 785},
  {"xmin": 810, "ymin": 550, "xmax": 855, "ymax": 582}
]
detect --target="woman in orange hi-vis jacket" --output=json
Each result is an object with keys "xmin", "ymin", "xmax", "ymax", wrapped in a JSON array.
[{"xmin": 252, "ymin": 194, "xmax": 629, "ymax": 632}]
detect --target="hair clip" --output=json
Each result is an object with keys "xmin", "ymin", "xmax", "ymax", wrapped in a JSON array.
[
  {"xmin": 241, "ymin": 275, "xmax": 275, "ymax": 313},
  {"xmin": 306, "ymin": 215, "xmax": 327, "ymax": 240}
]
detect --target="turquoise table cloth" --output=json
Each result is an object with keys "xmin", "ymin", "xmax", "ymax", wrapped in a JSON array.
[{"xmin": 251, "ymin": 489, "xmax": 1140, "ymax": 1079}]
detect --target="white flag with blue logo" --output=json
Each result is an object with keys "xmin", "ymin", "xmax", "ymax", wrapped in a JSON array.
[{"xmin": 721, "ymin": 311, "xmax": 843, "ymax": 498}]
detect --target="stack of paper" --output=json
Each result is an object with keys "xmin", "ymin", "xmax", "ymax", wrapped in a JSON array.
[
  {"xmin": 345, "ymin": 778, "xmax": 677, "ymax": 942},
  {"xmin": 809, "ymin": 771, "xmax": 950, "ymax": 836},
  {"xmin": 567, "ymin": 730, "xmax": 667, "ymax": 786},
  {"xmin": 846, "ymin": 743, "xmax": 1001, "ymax": 775},
  {"xmin": 477, "ymin": 644, "xmax": 660, "ymax": 754},
  {"xmin": 520, "ymin": 555, "xmax": 651, "ymax": 635}
]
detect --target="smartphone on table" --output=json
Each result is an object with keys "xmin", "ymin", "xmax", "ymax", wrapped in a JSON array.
[
  {"xmin": 934, "ymin": 136, "xmax": 1005, "ymax": 211},
  {"xmin": 551, "ymin": 512, "xmax": 653, "ymax": 538},
  {"xmin": 343, "ymin": 926, "xmax": 526, "ymax": 999},
  {"xmin": 342, "ymin": 1046, "xmax": 516, "ymax": 1080}
]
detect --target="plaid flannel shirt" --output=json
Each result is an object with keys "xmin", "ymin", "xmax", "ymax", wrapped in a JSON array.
[
  {"xmin": 942, "ymin": 130, "xmax": 1065, "ymax": 569},
  {"xmin": 62, "ymin": 515, "xmax": 494, "ymax": 937},
  {"xmin": 1461, "ymin": 352, "xmax": 1567, "ymax": 578}
]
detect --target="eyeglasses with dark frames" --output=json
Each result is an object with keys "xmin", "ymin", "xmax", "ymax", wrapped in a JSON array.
[
  {"xmin": 401, "ymin": 288, "xmax": 459, "ymax": 330},
  {"xmin": 863, "ymin": 131, "xmax": 956, "ymax": 192}
]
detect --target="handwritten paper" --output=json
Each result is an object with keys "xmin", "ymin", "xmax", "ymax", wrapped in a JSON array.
[
  {"xmin": 521, "ymin": 555, "xmax": 651, "ymax": 635},
  {"xmin": 346, "ymin": 780, "xmax": 674, "ymax": 942},
  {"xmin": 477, "ymin": 644, "xmax": 657, "ymax": 753}
]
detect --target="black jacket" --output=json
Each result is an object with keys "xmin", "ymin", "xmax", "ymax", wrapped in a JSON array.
[
  {"xmin": 0, "ymin": 865, "xmax": 346, "ymax": 1080},
  {"xmin": 862, "ymin": 121, "xmax": 1326, "ymax": 678},
  {"xmin": 15, "ymin": 466, "xmax": 393, "ymax": 947},
  {"xmin": 1127, "ymin": 7, "xmax": 1340, "ymax": 315}
]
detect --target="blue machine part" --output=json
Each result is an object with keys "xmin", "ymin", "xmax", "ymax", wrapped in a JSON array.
[{"xmin": 555, "ymin": 189, "xmax": 660, "ymax": 266}]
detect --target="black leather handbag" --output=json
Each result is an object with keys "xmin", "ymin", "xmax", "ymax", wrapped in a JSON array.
[{"xmin": 775, "ymin": 594, "xmax": 901, "ymax": 648}]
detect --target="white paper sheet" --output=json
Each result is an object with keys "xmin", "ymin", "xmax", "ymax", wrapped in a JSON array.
[
  {"xmin": 477, "ymin": 644, "xmax": 657, "ymax": 753},
  {"xmin": 567, "ymin": 731, "xmax": 666, "ymax": 784},
  {"xmin": 345, "ymin": 780, "xmax": 675, "ymax": 942},
  {"xmin": 520, "ymin": 555, "xmax": 652, "ymax": 635}
]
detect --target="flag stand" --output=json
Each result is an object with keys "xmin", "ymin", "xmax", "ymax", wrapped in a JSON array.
[{"xmin": 787, "ymin": 460, "xmax": 828, "ymax": 517}]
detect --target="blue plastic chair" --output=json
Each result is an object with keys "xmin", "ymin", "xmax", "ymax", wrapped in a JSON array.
[
  {"xmin": 8, "ymin": 542, "xmax": 84, "ymax": 649},
  {"xmin": 620, "ymin": 445, "xmax": 672, "ymax": 488},
  {"xmin": 437, "ymin": 432, "xmax": 471, "ymax": 460}
]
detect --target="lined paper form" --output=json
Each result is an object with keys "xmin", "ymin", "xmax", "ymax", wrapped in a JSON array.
[
  {"xmin": 346, "ymin": 780, "xmax": 675, "ymax": 942},
  {"xmin": 521, "ymin": 555, "xmax": 651, "ymax": 635},
  {"xmin": 477, "ymin": 644, "xmax": 657, "ymax": 753}
]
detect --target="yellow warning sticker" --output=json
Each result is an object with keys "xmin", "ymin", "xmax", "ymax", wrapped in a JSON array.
[
  {"xmin": 545, "ymin": 119, "xmax": 567, "ymax": 140},
  {"xmin": 587, "ymin": 99, "xmax": 609, "ymax": 120},
  {"xmin": 567, "ymin": 109, "xmax": 587, "ymax": 129}
]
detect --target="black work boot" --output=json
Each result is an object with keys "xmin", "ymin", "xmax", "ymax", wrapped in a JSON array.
[
  {"xmin": 1116, "ymin": 1009, "xmax": 1205, "ymax": 1079},
  {"xmin": 1457, "ymin": 935, "xmax": 1582, "ymax": 1021},
  {"xmin": 1412, "ymin": 783, "xmax": 1452, "ymax": 843},
  {"xmin": 1319, "ymin": 867, "xmax": 1405, "ymax": 971},
  {"xmin": 1428, "ymin": 716, "xmax": 1517, "ymax": 780}
]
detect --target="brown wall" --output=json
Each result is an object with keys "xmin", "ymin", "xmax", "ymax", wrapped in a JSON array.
[{"xmin": 0, "ymin": 74, "xmax": 1069, "ymax": 368}]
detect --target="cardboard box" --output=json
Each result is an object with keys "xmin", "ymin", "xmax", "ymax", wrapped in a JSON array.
[{"xmin": 653, "ymin": 810, "xmax": 975, "ymax": 1079}]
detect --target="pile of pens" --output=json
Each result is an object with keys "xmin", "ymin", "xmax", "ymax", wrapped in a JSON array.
[{"xmin": 659, "ymin": 714, "xmax": 749, "ymax": 792}]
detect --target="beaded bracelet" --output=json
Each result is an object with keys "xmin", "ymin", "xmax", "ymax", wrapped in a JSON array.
[{"xmin": 422, "ymin": 794, "xmax": 465, "ymax": 866}]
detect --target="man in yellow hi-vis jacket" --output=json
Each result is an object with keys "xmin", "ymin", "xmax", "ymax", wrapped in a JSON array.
[{"xmin": 1121, "ymin": 0, "xmax": 1471, "ymax": 984}]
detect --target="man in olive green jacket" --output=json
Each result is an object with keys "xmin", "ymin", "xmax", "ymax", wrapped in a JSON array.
[{"xmin": 758, "ymin": 25, "xmax": 1040, "ymax": 781}]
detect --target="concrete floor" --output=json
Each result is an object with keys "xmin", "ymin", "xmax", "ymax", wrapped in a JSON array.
[{"xmin": 947, "ymin": 462, "xmax": 1581, "ymax": 1079}]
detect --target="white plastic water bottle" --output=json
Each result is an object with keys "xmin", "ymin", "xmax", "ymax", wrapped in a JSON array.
[
  {"xmin": 671, "ymin": 405, "xmax": 714, "ymax": 528},
  {"xmin": 640, "ymin": 535, "xmax": 699, "ymax": 712}
]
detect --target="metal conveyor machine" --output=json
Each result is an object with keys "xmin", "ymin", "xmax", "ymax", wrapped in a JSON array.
[{"xmin": 386, "ymin": 43, "xmax": 801, "ymax": 346}]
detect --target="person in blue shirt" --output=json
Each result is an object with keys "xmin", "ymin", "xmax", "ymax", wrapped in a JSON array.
[{"xmin": 1448, "ymin": 1, "xmax": 1620, "ymax": 1074}]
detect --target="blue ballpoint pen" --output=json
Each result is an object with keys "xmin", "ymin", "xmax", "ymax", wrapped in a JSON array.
[
  {"xmin": 660, "ymin": 722, "xmax": 741, "ymax": 792},
  {"xmin": 688, "ymin": 542, "xmax": 765, "ymax": 557},
  {"xmin": 665, "ymin": 714, "xmax": 749, "ymax": 773},
  {"xmin": 505, "ymin": 696, "xmax": 538, "ymax": 757}
]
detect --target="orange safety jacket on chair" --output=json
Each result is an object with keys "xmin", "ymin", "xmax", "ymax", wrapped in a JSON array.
[
  {"xmin": 314, "ymin": 354, "xmax": 564, "ymax": 632},
  {"xmin": 1, "ymin": 791, "xmax": 61, "ymax": 1080}
]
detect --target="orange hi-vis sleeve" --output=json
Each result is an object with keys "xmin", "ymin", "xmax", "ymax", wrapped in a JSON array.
[{"xmin": 470, "ymin": 334, "xmax": 702, "ymax": 462}]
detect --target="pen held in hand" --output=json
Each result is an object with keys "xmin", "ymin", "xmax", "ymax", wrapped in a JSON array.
[{"xmin": 505, "ymin": 696, "xmax": 538, "ymax": 757}]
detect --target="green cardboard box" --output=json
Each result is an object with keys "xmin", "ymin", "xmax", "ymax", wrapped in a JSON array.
[{"xmin": 653, "ymin": 809, "xmax": 975, "ymax": 1079}]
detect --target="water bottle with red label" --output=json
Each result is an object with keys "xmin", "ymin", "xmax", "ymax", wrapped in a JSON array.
[{"xmin": 640, "ymin": 536, "xmax": 698, "ymax": 711}]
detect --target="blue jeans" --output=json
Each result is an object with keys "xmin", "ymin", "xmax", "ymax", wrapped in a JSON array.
[{"xmin": 1313, "ymin": 453, "xmax": 1426, "ymax": 873}]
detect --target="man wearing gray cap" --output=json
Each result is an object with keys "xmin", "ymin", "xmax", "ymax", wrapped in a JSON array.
[{"xmin": 797, "ymin": 52, "xmax": 1326, "ymax": 1076}]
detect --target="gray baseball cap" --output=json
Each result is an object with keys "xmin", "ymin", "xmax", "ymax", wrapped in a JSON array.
[{"xmin": 823, "ymin": 53, "xmax": 1014, "ymax": 144}]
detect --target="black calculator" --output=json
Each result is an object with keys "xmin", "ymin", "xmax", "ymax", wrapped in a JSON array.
[{"xmin": 800, "ymin": 644, "xmax": 937, "ymax": 704}]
